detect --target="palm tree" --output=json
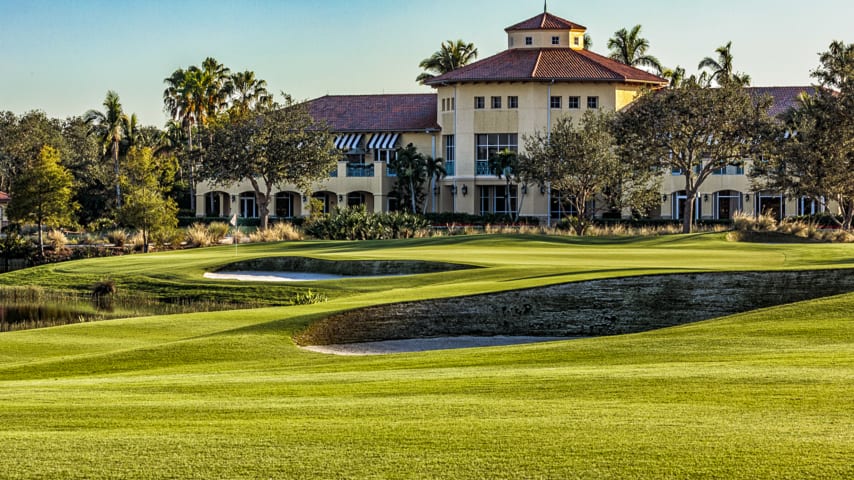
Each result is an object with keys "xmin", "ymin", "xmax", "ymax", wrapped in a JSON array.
[
  {"xmin": 121, "ymin": 113, "xmax": 143, "ymax": 154},
  {"xmin": 662, "ymin": 66, "xmax": 686, "ymax": 88},
  {"xmin": 607, "ymin": 25, "xmax": 662, "ymax": 73},
  {"xmin": 230, "ymin": 70, "xmax": 273, "ymax": 115},
  {"xmin": 698, "ymin": 42, "xmax": 751, "ymax": 86},
  {"xmin": 85, "ymin": 91, "xmax": 127, "ymax": 208},
  {"xmin": 488, "ymin": 148, "xmax": 521, "ymax": 221},
  {"xmin": 421, "ymin": 156, "xmax": 446, "ymax": 214},
  {"xmin": 416, "ymin": 40, "xmax": 478, "ymax": 84},
  {"xmin": 163, "ymin": 57, "xmax": 232, "ymax": 212},
  {"xmin": 583, "ymin": 33, "xmax": 593, "ymax": 50}
]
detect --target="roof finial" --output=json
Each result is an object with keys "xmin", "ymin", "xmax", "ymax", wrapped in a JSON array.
[{"xmin": 544, "ymin": 1, "xmax": 548, "ymax": 13}]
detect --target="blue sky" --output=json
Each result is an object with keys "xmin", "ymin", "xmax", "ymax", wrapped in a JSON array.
[{"xmin": 1, "ymin": 0, "xmax": 851, "ymax": 126}]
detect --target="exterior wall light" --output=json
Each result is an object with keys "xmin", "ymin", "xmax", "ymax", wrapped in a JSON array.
[
  {"xmin": 461, "ymin": 184, "xmax": 468, "ymax": 196},
  {"xmin": 338, "ymin": 194, "xmax": 344, "ymax": 202},
  {"xmin": 703, "ymin": 194, "xmax": 709, "ymax": 202},
  {"xmin": 662, "ymin": 194, "xmax": 668, "ymax": 203},
  {"xmin": 451, "ymin": 185, "xmax": 458, "ymax": 195}
]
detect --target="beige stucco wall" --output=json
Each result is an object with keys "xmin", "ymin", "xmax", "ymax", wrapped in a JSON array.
[
  {"xmin": 195, "ymin": 131, "xmax": 437, "ymax": 217},
  {"xmin": 507, "ymin": 30, "xmax": 585, "ymax": 50},
  {"xmin": 433, "ymin": 81, "xmax": 648, "ymax": 220}
]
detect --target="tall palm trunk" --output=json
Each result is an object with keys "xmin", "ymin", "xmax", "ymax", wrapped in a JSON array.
[
  {"xmin": 113, "ymin": 139, "xmax": 121, "ymax": 208},
  {"xmin": 409, "ymin": 177, "xmax": 417, "ymax": 213},
  {"xmin": 187, "ymin": 122, "xmax": 196, "ymax": 214}
]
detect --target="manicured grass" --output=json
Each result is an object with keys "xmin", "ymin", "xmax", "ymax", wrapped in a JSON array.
[{"xmin": 0, "ymin": 233, "xmax": 852, "ymax": 478}]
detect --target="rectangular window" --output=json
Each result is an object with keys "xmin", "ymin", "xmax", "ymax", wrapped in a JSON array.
[
  {"xmin": 450, "ymin": 97, "xmax": 455, "ymax": 110},
  {"xmin": 474, "ymin": 96, "xmax": 485, "ymax": 109},
  {"xmin": 550, "ymin": 96, "xmax": 562, "ymax": 109},
  {"xmin": 491, "ymin": 96, "xmax": 502, "ymax": 109},
  {"xmin": 441, "ymin": 98, "xmax": 446, "ymax": 111},
  {"xmin": 443, "ymin": 135, "xmax": 455, "ymax": 176},
  {"xmin": 552, "ymin": 36, "xmax": 560, "ymax": 45},
  {"xmin": 508, "ymin": 96, "xmax": 518, "ymax": 109},
  {"xmin": 475, "ymin": 133, "xmax": 518, "ymax": 175},
  {"xmin": 587, "ymin": 96, "xmax": 599, "ymax": 109},
  {"xmin": 525, "ymin": 36, "xmax": 533, "ymax": 45},
  {"xmin": 567, "ymin": 96, "xmax": 580, "ymax": 109},
  {"xmin": 574, "ymin": 36, "xmax": 580, "ymax": 46},
  {"xmin": 479, "ymin": 186, "xmax": 517, "ymax": 215},
  {"xmin": 479, "ymin": 187, "xmax": 490, "ymax": 215}
]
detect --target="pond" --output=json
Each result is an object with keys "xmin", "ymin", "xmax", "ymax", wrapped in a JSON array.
[{"xmin": 0, "ymin": 304, "xmax": 99, "ymax": 332}]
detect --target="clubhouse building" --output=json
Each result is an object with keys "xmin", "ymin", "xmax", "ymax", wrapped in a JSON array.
[{"xmin": 197, "ymin": 9, "xmax": 816, "ymax": 223}]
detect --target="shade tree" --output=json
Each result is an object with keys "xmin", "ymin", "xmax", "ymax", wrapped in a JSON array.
[
  {"xmin": 7, "ymin": 146, "xmax": 77, "ymax": 255},
  {"xmin": 200, "ymin": 95, "xmax": 339, "ymax": 230},
  {"xmin": 615, "ymin": 83, "xmax": 774, "ymax": 233}
]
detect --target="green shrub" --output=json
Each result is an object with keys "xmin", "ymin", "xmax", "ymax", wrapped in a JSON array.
[
  {"xmin": 292, "ymin": 289, "xmax": 328, "ymax": 305},
  {"xmin": 46, "ymin": 230, "xmax": 68, "ymax": 250},
  {"xmin": 304, "ymin": 206, "xmax": 429, "ymax": 240},
  {"xmin": 206, "ymin": 222, "xmax": 231, "ymax": 244},
  {"xmin": 107, "ymin": 229, "xmax": 128, "ymax": 247},
  {"xmin": 185, "ymin": 223, "xmax": 212, "ymax": 248}
]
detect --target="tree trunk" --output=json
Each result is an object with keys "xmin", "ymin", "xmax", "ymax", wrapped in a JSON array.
[
  {"xmin": 842, "ymin": 198, "xmax": 854, "ymax": 230},
  {"xmin": 516, "ymin": 183, "xmax": 527, "ymax": 223},
  {"xmin": 683, "ymin": 192, "xmax": 696, "ymax": 234},
  {"xmin": 142, "ymin": 227, "xmax": 149, "ymax": 254},
  {"xmin": 113, "ymin": 141, "xmax": 122, "ymax": 208},
  {"xmin": 422, "ymin": 175, "xmax": 434, "ymax": 214},
  {"xmin": 37, "ymin": 221, "xmax": 44, "ymax": 257},
  {"xmin": 258, "ymin": 196, "xmax": 270, "ymax": 231},
  {"xmin": 187, "ymin": 124, "xmax": 196, "ymax": 214},
  {"xmin": 410, "ymin": 178, "xmax": 417, "ymax": 213}
]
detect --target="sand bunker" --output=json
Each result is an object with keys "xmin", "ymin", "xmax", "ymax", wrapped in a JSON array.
[
  {"xmin": 301, "ymin": 336, "xmax": 575, "ymax": 355},
  {"xmin": 203, "ymin": 271, "xmax": 393, "ymax": 282}
]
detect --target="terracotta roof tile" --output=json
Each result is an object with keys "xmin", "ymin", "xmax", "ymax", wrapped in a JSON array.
[
  {"xmin": 746, "ymin": 86, "xmax": 817, "ymax": 118},
  {"xmin": 426, "ymin": 48, "xmax": 667, "ymax": 85},
  {"xmin": 505, "ymin": 13, "xmax": 586, "ymax": 31},
  {"xmin": 0, "ymin": 192, "xmax": 9, "ymax": 202},
  {"xmin": 306, "ymin": 94, "xmax": 439, "ymax": 133}
]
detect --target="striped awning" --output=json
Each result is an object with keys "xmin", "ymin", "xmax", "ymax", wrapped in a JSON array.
[
  {"xmin": 367, "ymin": 133, "xmax": 400, "ymax": 150},
  {"xmin": 334, "ymin": 133, "xmax": 362, "ymax": 150}
]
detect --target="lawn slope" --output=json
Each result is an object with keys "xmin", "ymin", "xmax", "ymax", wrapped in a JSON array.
[{"xmin": 0, "ymin": 234, "xmax": 851, "ymax": 478}]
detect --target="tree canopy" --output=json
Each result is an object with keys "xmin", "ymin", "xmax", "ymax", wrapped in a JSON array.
[
  {"xmin": 416, "ymin": 40, "xmax": 478, "ymax": 84},
  {"xmin": 751, "ymin": 41, "xmax": 854, "ymax": 229},
  {"xmin": 607, "ymin": 25, "xmax": 662, "ymax": 73},
  {"xmin": 200, "ymin": 96, "xmax": 338, "ymax": 229},
  {"xmin": 7, "ymin": 146, "xmax": 77, "ymax": 255},
  {"xmin": 524, "ymin": 111, "xmax": 658, "ymax": 234},
  {"xmin": 118, "ymin": 147, "xmax": 179, "ymax": 253},
  {"xmin": 615, "ymin": 84, "xmax": 774, "ymax": 233}
]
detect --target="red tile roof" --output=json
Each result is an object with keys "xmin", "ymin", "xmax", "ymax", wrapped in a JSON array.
[
  {"xmin": 746, "ymin": 86, "xmax": 817, "ymax": 118},
  {"xmin": 0, "ymin": 192, "xmax": 9, "ymax": 202},
  {"xmin": 505, "ymin": 12, "xmax": 586, "ymax": 31},
  {"xmin": 306, "ymin": 94, "xmax": 439, "ymax": 133},
  {"xmin": 425, "ymin": 48, "xmax": 667, "ymax": 86}
]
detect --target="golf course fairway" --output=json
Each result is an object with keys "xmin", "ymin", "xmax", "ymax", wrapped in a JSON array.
[{"xmin": 0, "ymin": 233, "xmax": 851, "ymax": 479}]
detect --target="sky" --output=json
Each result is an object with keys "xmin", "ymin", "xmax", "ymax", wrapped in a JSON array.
[{"xmin": 1, "ymin": 0, "xmax": 852, "ymax": 127}]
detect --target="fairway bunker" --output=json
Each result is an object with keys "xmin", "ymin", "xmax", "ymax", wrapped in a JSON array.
[
  {"xmin": 298, "ymin": 269, "xmax": 854, "ymax": 350},
  {"xmin": 205, "ymin": 257, "xmax": 472, "ymax": 282}
]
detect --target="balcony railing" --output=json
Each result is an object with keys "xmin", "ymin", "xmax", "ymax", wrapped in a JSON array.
[
  {"xmin": 347, "ymin": 163, "xmax": 375, "ymax": 177},
  {"xmin": 476, "ymin": 160, "xmax": 491, "ymax": 176},
  {"xmin": 444, "ymin": 160, "xmax": 455, "ymax": 176}
]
